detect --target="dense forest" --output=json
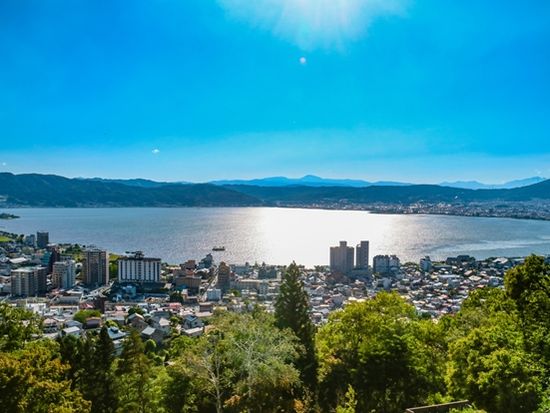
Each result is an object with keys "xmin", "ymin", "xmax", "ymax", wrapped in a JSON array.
[{"xmin": 0, "ymin": 258, "xmax": 549, "ymax": 413}]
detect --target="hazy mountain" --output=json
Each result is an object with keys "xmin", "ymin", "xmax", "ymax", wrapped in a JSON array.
[
  {"xmin": 80, "ymin": 177, "xmax": 174, "ymax": 188},
  {"xmin": 226, "ymin": 179, "xmax": 550, "ymax": 204},
  {"xmin": 440, "ymin": 177, "xmax": 546, "ymax": 190},
  {"xmin": 210, "ymin": 175, "xmax": 411, "ymax": 187},
  {"xmin": 78, "ymin": 175, "xmax": 545, "ymax": 190}
]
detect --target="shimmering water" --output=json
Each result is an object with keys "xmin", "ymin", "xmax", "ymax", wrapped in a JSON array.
[{"xmin": 1, "ymin": 208, "xmax": 549, "ymax": 266}]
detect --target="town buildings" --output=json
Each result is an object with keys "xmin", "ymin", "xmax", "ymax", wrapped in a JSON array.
[
  {"xmin": 330, "ymin": 241, "xmax": 354, "ymax": 274},
  {"xmin": 373, "ymin": 254, "xmax": 401, "ymax": 275},
  {"xmin": 10, "ymin": 266, "xmax": 47, "ymax": 296},
  {"xmin": 82, "ymin": 247, "xmax": 109, "ymax": 287},
  {"xmin": 356, "ymin": 240, "xmax": 370, "ymax": 269},
  {"xmin": 37, "ymin": 231, "xmax": 49, "ymax": 249},
  {"xmin": 118, "ymin": 251, "xmax": 161, "ymax": 283},
  {"xmin": 52, "ymin": 260, "xmax": 76, "ymax": 289},
  {"xmin": 217, "ymin": 261, "xmax": 231, "ymax": 293}
]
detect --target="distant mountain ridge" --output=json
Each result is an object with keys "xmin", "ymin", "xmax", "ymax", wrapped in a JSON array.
[
  {"xmin": 440, "ymin": 176, "xmax": 546, "ymax": 190},
  {"xmin": 0, "ymin": 173, "xmax": 258, "ymax": 207},
  {"xmin": 212, "ymin": 175, "xmax": 547, "ymax": 189},
  {"xmin": 77, "ymin": 174, "xmax": 546, "ymax": 190},
  {"xmin": 209, "ymin": 175, "xmax": 410, "ymax": 187},
  {"xmin": 1, "ymin": 173, "xmax": 549, "ymax": 207}
]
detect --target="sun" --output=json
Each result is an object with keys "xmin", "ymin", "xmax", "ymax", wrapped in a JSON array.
[{"xmin": 218, "ymin": 0, "xmax": 408, "ymax": 50}]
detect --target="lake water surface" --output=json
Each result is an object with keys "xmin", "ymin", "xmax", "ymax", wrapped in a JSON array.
[{"xmin": 1, "ymin": 208, "xmax": 549, "ymax": 266}]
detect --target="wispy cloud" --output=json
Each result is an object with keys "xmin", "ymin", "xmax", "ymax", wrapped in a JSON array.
[
  {"xmin": 218, "ymin": 0, "xmax": 409, "ymax": 50},
  {"xmin": 152, "ymin": 148, "xmax": 160, "ymax": 155}
]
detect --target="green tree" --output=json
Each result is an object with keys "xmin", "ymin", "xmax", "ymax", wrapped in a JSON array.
[
  {"xmin": 446, "ymin": 311, "xmax": 543, "ymax": 413},
  {"xmin": 0, "ymin": 340, "xmax": 91, "ymax": 412},
  {"xmin": 116, "ymin": 330, "xmax": 153, "ymax": 413},
  {"xmin": 275, "ymin": 262, "xmax": 317, "ymax": 391},
  {"xmin": 317, "ymin": 292, "xmax": 445, "ymax": 413},
  {"xmin": 505, "ymin": 255, "xmax": 550, "ymax": 365},
  {"xmin": 89, "ymin": 326, "xmax": 118, "ymax": 413},
  {"xmin": 0, "ymin": 302, "xmax": 42, "ymax": 351},
  {"xmin": 167, "ymin": 311, "xmax": 302, "ymax": 413}
]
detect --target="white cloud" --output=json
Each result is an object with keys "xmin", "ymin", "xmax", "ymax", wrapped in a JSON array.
[
  {"xmin": 218, "ymin": 0, "xmax": 409, "ymax": 50},
  {"xmin": 152, "ymin": 149, "xmax": 160, "ymax": 155},
  {"xmin": 299, "ymin": 56, "xmax": 307, "ymax": 65}
]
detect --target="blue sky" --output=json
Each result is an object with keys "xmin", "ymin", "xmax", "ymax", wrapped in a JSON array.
[{"xmin": 1, "ymin": 0, "xmax": 549, "ymax": 183}]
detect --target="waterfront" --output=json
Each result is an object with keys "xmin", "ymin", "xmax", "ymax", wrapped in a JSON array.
[{"xmin": 1, "ymin": 207, "xmax": 550, "ymax": 266}]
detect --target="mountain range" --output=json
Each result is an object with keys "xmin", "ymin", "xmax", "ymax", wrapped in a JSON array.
[
  {"xmin": 81, "ymin": 175, "xmax": 547, "ymax": 190},
  {"xmin": 0, "ymin": 172, "xmax": 549, "ymax": 207}
]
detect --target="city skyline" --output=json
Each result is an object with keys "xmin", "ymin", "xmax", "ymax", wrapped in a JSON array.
[{"xmin": 1, "ymin": 1, "xmax": 549, "ymax": 182}]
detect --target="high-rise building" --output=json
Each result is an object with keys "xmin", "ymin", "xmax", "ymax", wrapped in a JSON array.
[
  {"xmin": 82, "ymin": 247, "xmax": 109, "ymax": 287},
  {"xmin": 37, "ymin": 231, "xmax": 49, "ymax": 249},
  {"xmin": 217, "ymin": 262, "xmax": 231, "ymax": 293},
  {"xmin": 10, "ymin": 266, "xmax": 47, "ymax": 296},
  {"xmin": 52, "ymin": 260, "xmax": 76, "ymax": 290},
  {"xmin": 24, "ymin": 234, "xmax": 36, "ymax": 247},
  {"xmin": 330, "ymin": 241, "xmax": 354, "ymax": 274},
  {"xmin": 373, "ymin": 255, "xmax": 401, "ymax": 276},
  {"xmin": 373, "ymin": 255, "xmax": 390, "ymax": 275},
  {"xmin": 355, "ymin": 241, "xmax": 370, "ymax": 269},
  {"xmin": 420, "ymin": 256, "xmax": 432, "ymax": 272},
  {"xmin": 118, "ymin": 251, "xmax": 161, "ymax": 283}
]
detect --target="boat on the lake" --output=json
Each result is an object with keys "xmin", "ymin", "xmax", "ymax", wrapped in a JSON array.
[{"xmin": 212, "ymin": 246, "xmax": 225, "ymax": 251}]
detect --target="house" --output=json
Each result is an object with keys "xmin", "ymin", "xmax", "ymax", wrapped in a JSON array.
[
  {"xmin": 61, "ymin": 325, "xmax": 82, "ymax": 337},
  {"xmin": 84, "ymin": 317, "xmax": 102, "ymax": 330},
  {"xmin": 107, "ymin": 326, "xmax": 128, "ymax": 355},
  {"xmin": 152, "ymin": 316, "xmax": 171, "ymax": 335},
  {"xmin": 128, "ymin": 313, "xmax": 148, "ymax": 331},
  {"xmin": 141, "ymin": 326, "xmax": 164, "ymax": 344},
  {"xmin": 183, "ymin": 314, "xmax": 204, "ymax": 330},
  {"xmin": 43, "ymin": 317, "xmax": 60, "ymax": 334}
]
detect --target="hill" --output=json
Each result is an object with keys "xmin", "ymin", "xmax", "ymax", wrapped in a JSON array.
[
  {"xmin": 0, "ymin": 173, "xmax": 260, "ymax": 207},
  {"xmin": 226, "ymin": 180, "xmax": 550, "ymax": 204},
  {"xmin": 1, "ymin": 173, "xmax": 548, "ymax": 208}
]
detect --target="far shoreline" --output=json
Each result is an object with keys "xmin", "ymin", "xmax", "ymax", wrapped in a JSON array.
[{"xmin": 1, "ymin": 204, "xmax": 549, "ymax": 222}]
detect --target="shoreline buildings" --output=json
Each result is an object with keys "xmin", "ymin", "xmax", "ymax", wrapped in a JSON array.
[
  {"xmin": 356, "ymin": 241, "xmax": 370, "ymax": 269},
  {"xmin": 82, "ymin": 247, "xmax": 109, "ymax": 287},
  {"xmin": 330, "ymin": 241, "xmax": 355, "ymax": 274},
  {"xmin": 118, "ymin": 251, "xmax": 161, "ymax": 284}
]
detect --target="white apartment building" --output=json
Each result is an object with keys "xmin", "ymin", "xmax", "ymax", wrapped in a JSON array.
[
  {"xmin": 52, "ymin": 260, "xmax": 76, "ymax": 290},
  {"xmin": 118, "ymin": 251, "xmax": 161, "ymax": 283}
]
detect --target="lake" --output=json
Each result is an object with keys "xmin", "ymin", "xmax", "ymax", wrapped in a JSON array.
[{"xmin": 1, "ymin": 207, "xmax": 549, "ymax": 266}]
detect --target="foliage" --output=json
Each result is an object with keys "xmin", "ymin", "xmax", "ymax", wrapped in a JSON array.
[
  {"xmin": 444, "ymin": 266, "xmax": 548, "ymax": 413},
  {"xmin": 58, "ymin": 327, "xmax": 118, "ymax": 413},
  {"xmin": 167, "ymin": 311, "xmax": 301, "ymax": 413},
  {"xmin": 0, "ymin": 302, "xmax": 42, "ymax": 351},
  {"xmin": 505, "ymin": 255, "xmax": 550, "ymax": 366},
  {"xmin": 73, "ymin": 309, "xmax": 101, "ymax": 324},
  {"xmin": 0, "ymin": 340, "xmax": 91, "ymax": 412},
  {"xmin": 317, "ymin": 292, "xmax": 446, "ymax": 413},
  {"xmin": 445, "ymin": 311, "xmax": 543, "ymax": 413},
  {"xmin": 275, "ymin": 262, "xmax": 317, "ymax": 391},
  {"xmin": 335, "ymin": 385, "xmax": 357, "ymax": 413},
  {"xmin": 115, "ymin": 330, "xmax": 155, "ymax": 413},
  {"xmin": 128, "ymin": 306, "xmax": 145, "ymax": 316}
]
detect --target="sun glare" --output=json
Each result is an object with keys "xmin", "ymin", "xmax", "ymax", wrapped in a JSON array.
[{"xmin": 218, "ymin": 0, "xmax": 408, "ymax": 50}]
